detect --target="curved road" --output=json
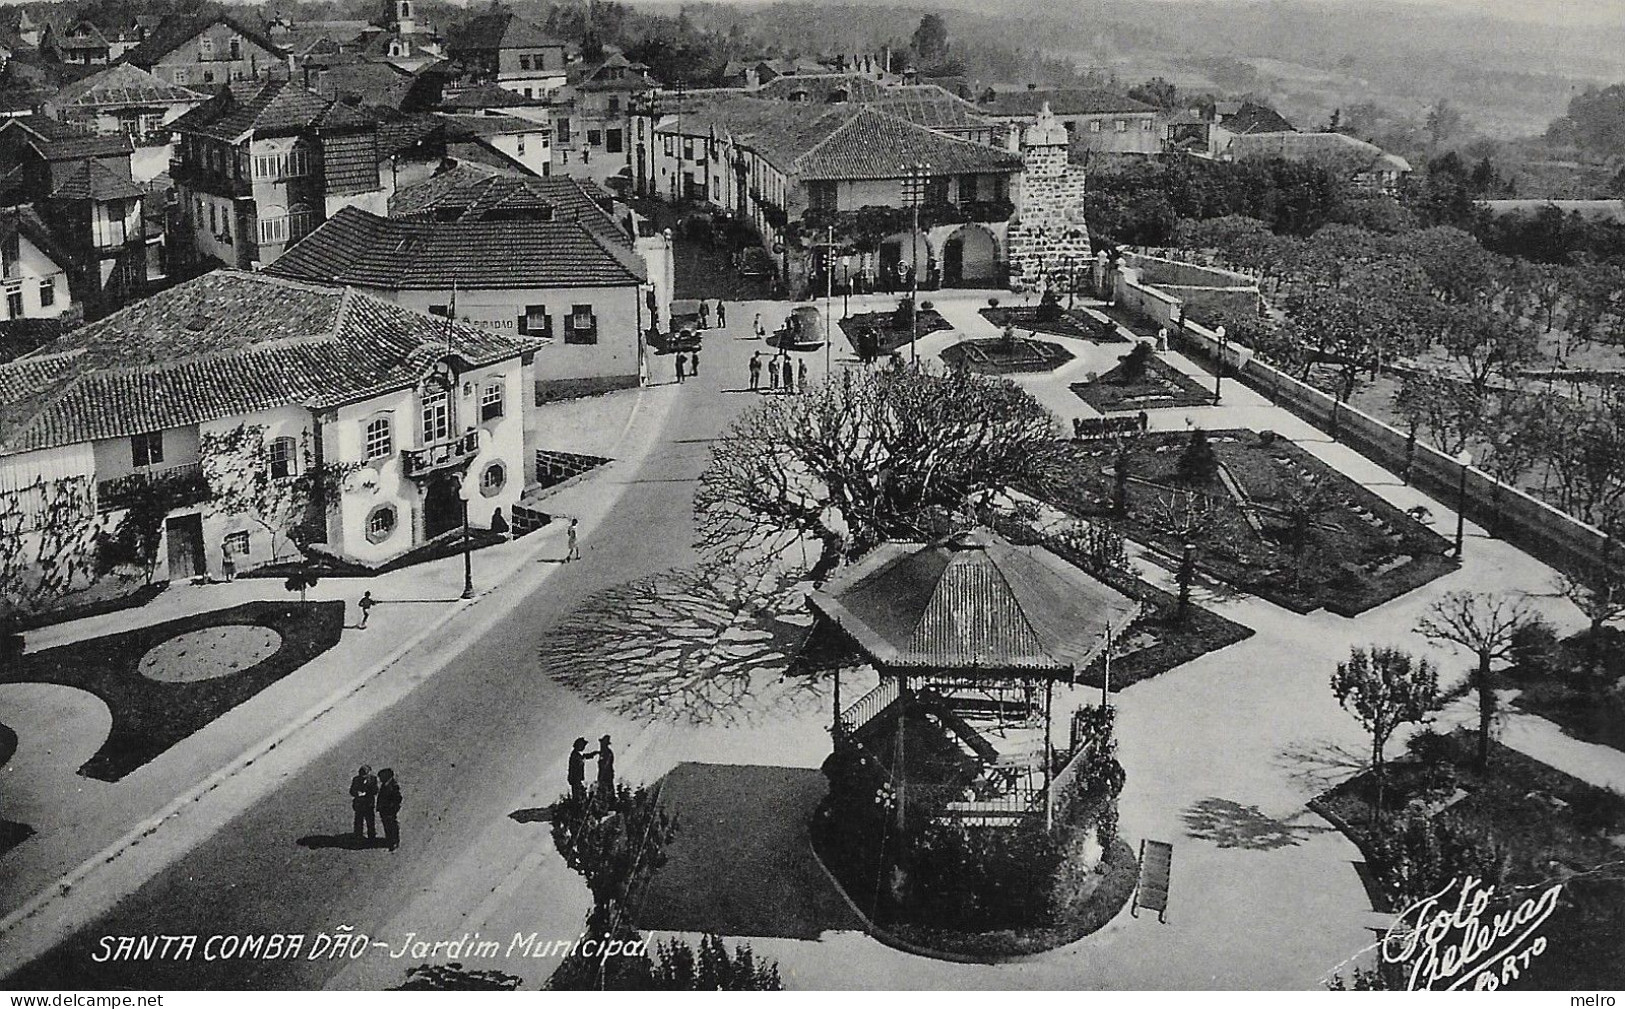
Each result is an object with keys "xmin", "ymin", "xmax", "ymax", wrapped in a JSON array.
[{"xmin": 8, "ymin": 329, "xmax": 757, "ymax": 990}]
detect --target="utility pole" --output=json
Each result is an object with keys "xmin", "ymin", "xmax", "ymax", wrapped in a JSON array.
[
  {"xmin": 903, "ymin": 161, "xmax": 930, "ymax": 365},
  {"xmin": 824, "ymin": 224, "xmax": 834, "ymax": 378}
]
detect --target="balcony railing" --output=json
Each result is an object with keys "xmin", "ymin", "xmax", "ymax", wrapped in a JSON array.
[
  {"xmin": 401, "ymin": 430, "xmax": 480, "ymax": 480},
  {"xmin": 96, "ymin": 462, "xmax": 210, "ymax": 514}
]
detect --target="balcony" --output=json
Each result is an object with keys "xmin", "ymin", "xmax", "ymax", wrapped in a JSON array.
[
  {"xmin": 96, "ymin": 462, "xmax": 210, "ymax": 514},
  {"xmin": 401, "ymin": 430, "xmax": 480, "ymax": 480}
]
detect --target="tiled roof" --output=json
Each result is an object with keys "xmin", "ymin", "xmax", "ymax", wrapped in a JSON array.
[
  {"xmin": 1220, "ymin": 101, "xmax": 1295, "ymax": 135},
  {"xmin": 447, "ymin": 13, "xmax": 565, "ymax": 51},
  {"xmin": 0, "ymin": 205, "xmax": 74, "ymax": 271},
  {"xmin": 49, "ymin": 158, "xmax": 146, "ymax": 200},
  {"xmin": 0, "ymin": 270, "xmax": 544, "ymax": 457},
  {"xmin": 48, "ymin": 61, "xmax": 209, "ymax": 108},
  {"xmin": 375, "ymin": 112, "xmax": 446, "ymax": 156},
  {"xmin": 754, "ymin": 73, "xmax": 886, "ymax": 103},
  {"xmin": 391, "ymin": 164, "xmax": 610, "ymax": 224},
  {"xmin": 869, "ymin": 85, "xmax": 990, "ymax": 131},
  {"xmin": 0, "ymin": 113, "xmax": 133, "ymax": 159},
  {"xmin": 979, "ymin": 87, "xmax": 1156, "ymax": 118},
  {"xmin": 171, "ymin": 79, "xmax": 377, "ymax": 141},
  {"xmin": 808, "ymin": 529, "xmax": 1141, "ymax": 675},
  {"xmin": 437, "ymin": 81, "xmax": 545, "ymax": 110},
  {"xmin": 792, "ymin": 107, "xmax": 1022, "ymax": 181},
  {"xmin": 121, "ymin": 13, "xmax": 287, "ymax": 69},
  {"xmin": 437, "ymin": 111, "xmax": 539, "ymax": 137},
  {"xmin": 266, "ymin": 206, "xmax": 643, "ymax": 291}
]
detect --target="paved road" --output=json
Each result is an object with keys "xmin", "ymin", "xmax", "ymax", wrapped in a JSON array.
[{"xmin": 7, "ymin": 315, "xmax": 785, "ymax": 990}]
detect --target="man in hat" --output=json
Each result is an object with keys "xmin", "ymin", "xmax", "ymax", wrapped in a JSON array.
[
  {"xmin": 350, "ymin": 765, "xmax": 378, "ymax": 841},
  {"xmin": 590, "ymin": 734, "xmax": 615, "ymax": 802},
  {"xmin": 749, "ymin": 351, "xmax": 762, "ymax": 390},
  {"xmin": 567, "ymin": 738, "xmax": 589, "ymax": 806},
  {"xmin": 376, "ymin": 768, "xmax": 402, "ymax": 851}
]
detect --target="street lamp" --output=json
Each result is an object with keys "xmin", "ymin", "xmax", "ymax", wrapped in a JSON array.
[
  {"xmin": 1213, "ymin": 324, "xmax": 1228, "ymax": 404},
  {"xmin": 824, "ymin": 225, "xmax": 834, "ymax": 378},
  {"xmin": 840, "ymin": 254, "xmax": 851, "ymax": 319},
  {"xmin": 902, "ymin": 161, "xmax": 931, "ymax": 365},
  {"xmin": 1453, "ymin": 448, "xmax": 1472, "ymax": 559},
  {"xmin": 457, "ymin": 459, "xmax": 475, "ymax": 600}
]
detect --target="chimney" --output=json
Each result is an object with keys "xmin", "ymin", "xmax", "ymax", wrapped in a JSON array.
[{"xmin": 1027, "ymin": 83, "xmax": 1037, "ymax": 91}]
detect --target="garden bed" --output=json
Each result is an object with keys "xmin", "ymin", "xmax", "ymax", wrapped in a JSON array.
[
  {"xmin": 940, "ymin": 337, "xmax": 1075, "ymax": 375},
  {"xmin": 1039, "ymin": 429, "xmax": 1456, "ymax": 615},
  {"xmin": 1071, "ymin": 352, "xmax": 1215, "ymax": 413},
  {"xmin": 0, "ymin": 600, "xmax": 344, "ymax": 780},
  {"xmin": 839, "ymin": 309, "xmax": 952, "ymax": 355},
  {"xmin": 1511, "ymin": 636, "xmax": 1625, "ymax": 754},
  {"xmin": 981, "ymin": 307, "xmax": 1128, "ymax": 344},
  {"xmin": 0, "ymin": 819, "xmax": 33, "ymax": 857},
  {"xmin": 1312, "ymin": 729, "xmax": 1625, "ymax": 990}
]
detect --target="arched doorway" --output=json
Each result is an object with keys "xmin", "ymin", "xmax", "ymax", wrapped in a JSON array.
[
  {"xmin": 942, "ymin": 225, "xmax": 998, "ymax": 287},
  {"xmin": 878, "ymin": 232, "xmax": 931, "ymax": 292},
  {"xmin": 423, "ymin": 472, "xmax": 463, "ymax": 540}
]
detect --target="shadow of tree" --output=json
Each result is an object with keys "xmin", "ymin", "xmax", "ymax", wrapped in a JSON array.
[
  {"xmin": 509, "ymin": 806, "xmax": 556, "ymax": 824},
  {"xmin": 537, "ymin": 564, "xmax": 828, "ymax": 727},
  {"xmin": 1274, "ymin": 737, "xmax": 1371, "ymax": 794},
  {"xmin": 1181, "ymin": 797, "xmax": 1333, "ymax": 850}
]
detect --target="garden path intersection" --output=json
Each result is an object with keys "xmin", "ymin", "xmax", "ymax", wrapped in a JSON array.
[{"xmin": 1, "ymin": 290, "xmax": 1621, "ymax": 989}]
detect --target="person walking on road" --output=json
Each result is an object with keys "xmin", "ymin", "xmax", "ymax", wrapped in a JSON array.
[
  {"xmin": 674, "ymin": 352, "xmax": 687, "ymax": 383},
  {"xmin": 698, "ymin": 302, "xmax": 710, "ymax": 329},
  {"xmin": 691, "ymin": 348, "xmax": 701, "ymax": 377},
  {"xmin": 357, "ymin": 590, "xmax": 375, "ymax": 629},
  {"xmin": 568, "ymin": 738, "xmax": 589, "ymax": 806},
  {"xmin": 768, "ymin": 354, "xmax": 780, "ymax": 391},
  {"xmin": 782, "ymin": 355, "xmax": 795, "ymax": 393},
  {"xmin": 754, "ymin": 314, "xmax": 765, "ymax": 339},
  {"xmin": 221, "ymin": 540, "xmax": 236, "ymax": 581},
  {"xmin": 350, "ymin": 765, "xmax": 378, "ymax": 842},
  {"xmin": 376, "ymin": 768, "xmax": 402, "ymax": 851},
  {"xmin": 749, "ymin": 351, "xmax": 762, "ymax": 390},
  {"xmin": 716, "ymin": 301, "xmax": 727, "ymax": 328},
  {"xmin": 798, "ymin": 358, "xmax": 808, "ymax": 392},
  {"xmin": 565, "ymin": 518, "xmax": 580, "ymax": 562},
  {"xmin": 590, "ymin": 734, "xmax": 615, "ymax": 804}
]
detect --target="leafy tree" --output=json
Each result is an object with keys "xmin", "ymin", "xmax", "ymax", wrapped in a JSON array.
[
  {"xmin": 284, "ymin": 570, "xmax": 318, "ymax": 603},
  {"xmin": 1415, "ymin": 591, "xmax": 1536, "ymax": 769},
  {"xmin": 1055, "ymin": 518, "xmax": 1130, "ymax": 576},
  {"xmin": 1369, "ymin": 811, "xmax": 1509, "ymax": 908},
  {"xmin": 1554, "ymin": 552, "xmax": 1625, "ymax": 679},
  {"xmin": 1175, "ymin": 427, "xmax": 1218, "ymax": 486},
  {"xmin": 1392, "ymin": 372, "xmax": 1482, "ymax": 457},
  {"xmin": 695, "ymin": 366, "xmax": 1063, "ymax": 577},
  {"xmin": 1546, "ymin": 83, "xmax": 1625, "ymax": 160},
  {"xmin": 909, "ymin": 13, "xmax": 949, "ymax": 65},
  {"xmin": 648, "ymin": 935, "xmax": 782, "ymax": 991},
  {"xmin": 1275, "ymin": 473, "xmax": 1336, "ymax": 591},
  {"xmin": 199, "ymin": 424, "xmax": 356, "ymax": 563},
  {"xmin": 1127, "ymin": 77, "xmax": 1179, "ymax": 109},
  {"xmin": 1331, "ymin": 646, "xmax": 1441, "ymax": 825},
  {"xmin": 1436, "ymin": 304, "xmax": 1538, "ymax": 399}
]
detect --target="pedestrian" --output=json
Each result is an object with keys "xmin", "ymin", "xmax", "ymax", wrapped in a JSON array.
[
  {"xmin": 768, "ymin": 355, "xmax": 780, "ymax": 391},
  {"xmin": 350, "ymin": 764, "xmax": 378, "ymax": 842},
  {"xmin": 568, "ymin": 737, "xmax": 589, "ymax": 806},
  {"xmin": 565, "ymin": 518, "xmax": 580, "ymax": 562},
  {"xmin": 716, "ymin": 301, "xmax": 727, "ymax": 328},
  {"xmin": 797, "ymin": 358, "xmax": 808, "ymax": 391},
  {"xmin": 220, "ymin": 539, "xmax": 236, "ymax": 581},
  {"xmin": 754, "ymin": 313, "xmax": 765, "ymax": 339},
  {"xmin": 749, "ymin": 351, "xmax": 762, "ymax": 390},
  {"xmin": 376, "ymin": 768, "xmax": 402, "ymax": 851},
  {"xmin": 698, "ymin": 302, "xmax": 710, "ymax": 329},
  {"xmin": 591, "ymin": 734, "xmax": 615, "ymax": 803},
  {"xmin": 675, "ymin": 352, "xmax": 686, "ymax": 383},
  {"xmin": 691, "ymin": 348, "xmax": 701, "ymax": 377},
  {"xmin": 358, "ymin": 590, "xmax": 375, "ymax": 629},
  {"xmin": 782, "ymin": 355, "xmax": 794, "ymax": 393}
]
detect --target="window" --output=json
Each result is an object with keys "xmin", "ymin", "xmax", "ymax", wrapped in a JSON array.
[
  {"xmin": 606, "ymin": 128, "xmax": 622, "ymax": 154},
  {"xmin": 258, "ymin": 215, "xmax": 289, "ymax": 245},
  {"xmin": 608, "ymin": 96, "xmax": 620, "ymax": 113},
  {"xmin": 252, "ymin": 150, "xmax": 310, "ymax": 180},
  {"xmin": 4, "ymin": 286, "xmax": 21, "ymax": 318},
  {"xmin": 39, "ymin": 279, "xmax": 54, "ymax": 307},
  {"xmin": 203, "ymin": 70, "xmax": 215, "ymax": 85},
  {"xmin": 518, "ymin": 304, "xmax": 551, "ymax": 337},
  {"xmin": 365, "ymin": 504, "xmax": 397, "ymax": 544},
  {"xmin": 173, "ymin": 68, "xmax": 189, "ymax": 84},
  {"xmin": 268, "ymin": 436, "xmax": 298, "ymax": 480},
  {"xmin": 1089, "ymin": 120, "xmax": 1102, "ymax": 133},
  {"xmin": 1141, "ymin": 119, "xmax": 1154, "ymax": 131},
  {"xmin": 208, "ymin": 203, "xmax": 217, "ymax": 232},
  {"xmin": 1115, "ymin": 119, "xmax": 1127, "ymax": 133},
  {"xmin": 808, "ymin": 180, "xmax": 836, "ymax": 213},
  {"xmin": 587, "ymin": 129, "xmax": 602, "ymax": 147},
  {"xmin": 516, "ymin": 135, "xmax": 525, "ymax": 156},
  {"xmin": 364, "ymin": 415, "xmax": 393, "ymax": 459},
  {"xmin": 523, "ymin": 88, "xmax": 533, "ymax": 99},
  {"xmin": 427, "ymin": 304, "xmax": 449, "ymax": 317},
  {"xmin": 199, "ymin": 37, "xmax": 213, "ymax": 59},
  {"xmin": 479, "ymin": 462, "xmax": 506, "ymax": 496},
  {"xmin": 224, "ymin": 530, "xmax": 250, "ymax": 556},
  {"xmin": 565, "ymin": 304, "xmax": 597, "ymax": 345},
  {"xmin": 682, "ymin": 138, "xmax": 694, "ymax": 160},
  {"xmin": 229, "ymin": 37, "xmax": 242, "ymax": 60},
  {"xmin": 480, "ymin": 383, "xmax": 504, "ymax": 422},
  {"xmin": 556, "ymin": 119, "xmax": 570, "ymax": 144},
  {"xmin": 421, "ymin": 388, "xmax": 451, "ymax": 443},
  {"xmin": 131, "ymin": 430, "xmax": 164, "ymax": 467},
  {"xmin": 663, "ymin": 135, "xmax": 673, "ymax": 157},
  {"xmin": 520, "ymin": 54, "xmax": 533, "ymax": 71},
  {"xmin": 2, "ymin": 228, "xmax": 17, "ymax": 276}
]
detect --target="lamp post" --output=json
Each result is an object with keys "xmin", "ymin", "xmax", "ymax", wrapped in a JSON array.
[
  {"xmin": 903, "ymin": 161, "xmax": 931, "ymax": 365},
  {"xmin": 458, "ymin": 464, "xmax": 475, "ymax": 600},
  {"xmin": 824, "ymin": 225, "xmax": 834, "ymax": 378},
  {"xmin": 1213, "ymin": 324, "xmax": 1228, "ymax": 404},
  {"xmin": 840, "ymin": 254, "xmax": 851, "ymax": 319},
  {"xmin": 1453, "ymin": 448, "xmax": 1472, "ymax": 560}
]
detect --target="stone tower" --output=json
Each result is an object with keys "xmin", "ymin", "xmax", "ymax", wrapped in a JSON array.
[
  {"xmin": 1006, "ymin": 103, "xmax": 1092, "ymax": 290},
  {"xmin": 391, "ymin": 0, "xmax": 416, "ymax": 35}
]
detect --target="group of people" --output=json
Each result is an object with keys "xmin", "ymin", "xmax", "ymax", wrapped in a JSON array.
[
  {"xmin": 348, "ymin": 765, "xmax": 403, "ymax": 851},
  {"xmin": 567, "ymin": 735, "xmax": 616, "ymax": 806},
  {"xmin": 748, "ymin": 351, "xmax": 807, "ymax": 393},
  {"xmin": 673, "ymin": 348, "xmax": 700, "ymax": 383},
  {"xmin": 696, "ymin": 300, "xmax": 727, "ymax": 329}
]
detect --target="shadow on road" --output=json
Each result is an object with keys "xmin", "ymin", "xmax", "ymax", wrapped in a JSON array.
[
  {"xmin": 1275, "ymin": 737, "xmax": 1369, "ymax": 794},
  {"xmin": 297, "ymin": 833, "xmax": 386, "ymax": 850},
  {"xmin": 1181, "ymin": 797, "xmax": 1333, "ymax": 850}
]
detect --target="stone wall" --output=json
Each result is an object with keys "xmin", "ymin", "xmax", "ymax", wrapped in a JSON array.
[{"xmin": 1008, "ymin": 105, "xmax": 1091, "ymax": 291}]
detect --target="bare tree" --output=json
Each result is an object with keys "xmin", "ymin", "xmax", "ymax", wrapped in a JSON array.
[
  {"xmin": 1415, "ymin": 591, "xmax": 1536, "ymax": 769},
  {"xmin": 694, "ymin": 366, "xmax": 1063, "ymax": 578},
  {"xmin": 1331, "ymin": 646, "xmax": 1441, "ymax": 826}
]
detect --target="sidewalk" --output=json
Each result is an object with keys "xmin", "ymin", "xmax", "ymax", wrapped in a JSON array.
[{"xmin": 0, "ymin": 380, "xmax": 681, "ymax": 977}]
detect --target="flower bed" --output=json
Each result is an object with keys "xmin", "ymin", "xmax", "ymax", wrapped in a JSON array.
[
  {"xmin": 1071, "ymin": 353, "xmax": 1215, "ymax": 413},
  {"xmin": 981, "ymin": 306, "xmax": 1128, "ymax": 343},
  {"xmin": 940, "ymin": 336, "xmax": 1075, "ymax": 375},
  {"xmin": 839, "ymin": 309, "xmax": 952, "ymax": 356}
]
